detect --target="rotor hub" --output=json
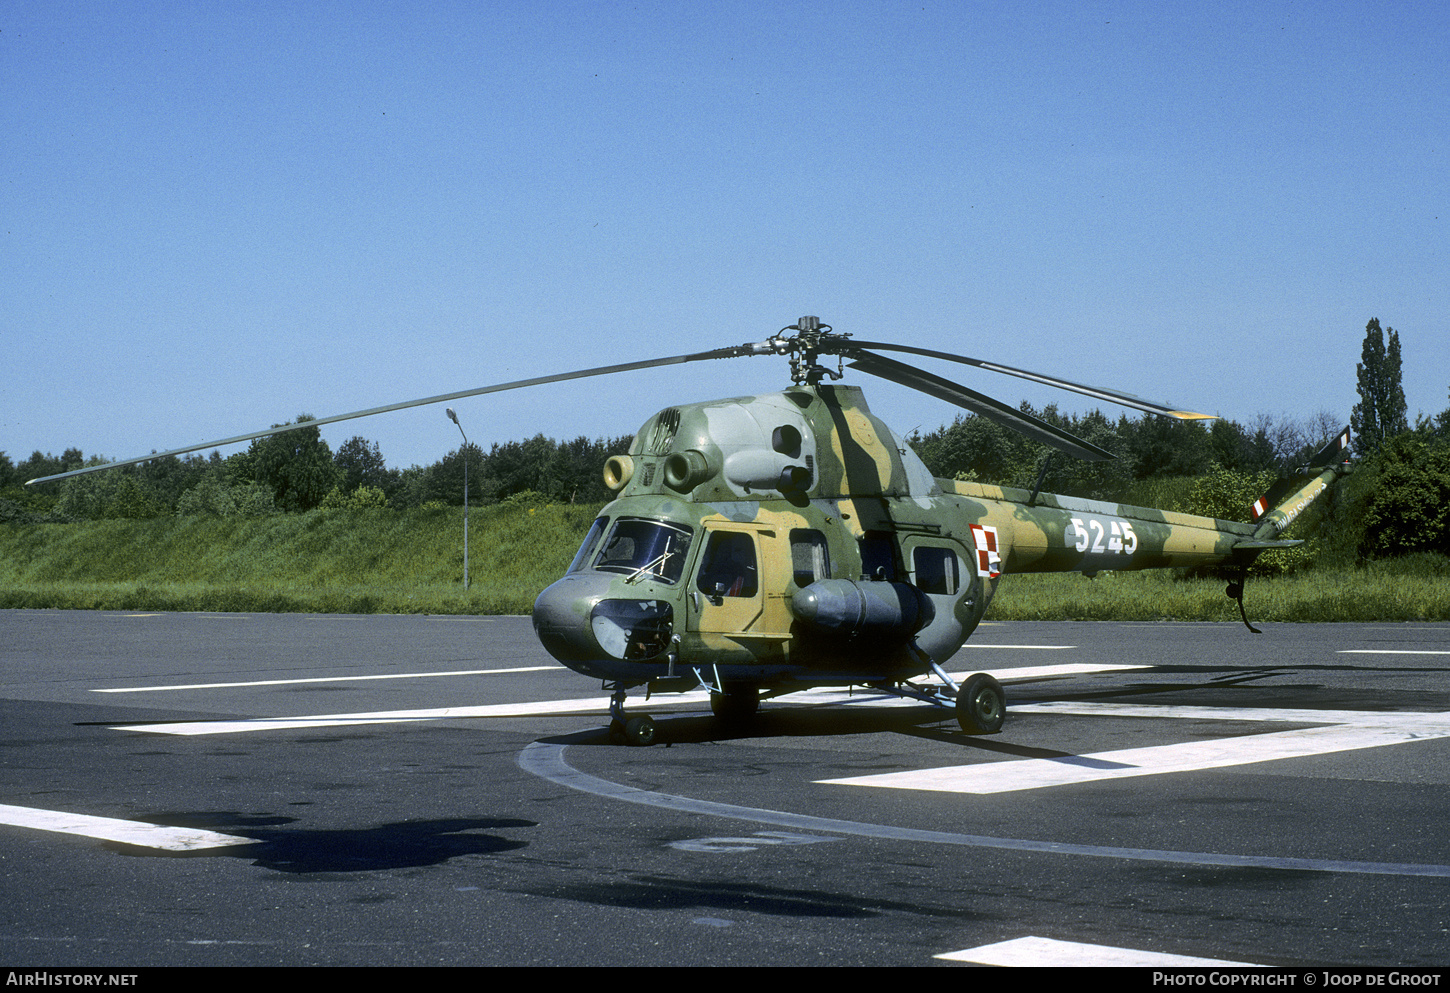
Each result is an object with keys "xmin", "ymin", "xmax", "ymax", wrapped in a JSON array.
[{"xmin": 775, "ymin": 316, "xmax": 849, "ymax": 386}]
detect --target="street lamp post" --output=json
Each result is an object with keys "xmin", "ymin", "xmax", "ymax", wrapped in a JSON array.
[{"xmin": 445, "ymin": 408, "xmax": 469, "ymax": 590}]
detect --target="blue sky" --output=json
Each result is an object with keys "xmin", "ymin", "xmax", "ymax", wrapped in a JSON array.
[{"xmin": 6, "ymin": 1, "xmax": 1447, "ymax": 474}]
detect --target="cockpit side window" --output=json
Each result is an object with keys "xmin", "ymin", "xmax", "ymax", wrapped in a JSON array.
[
  {"xmin": 695, "ymin": 531, "xmax": 759, "ymax": 598},
  {"xmin": 567, "ymin": 518, "xmax": 608, "ymax": 574}
]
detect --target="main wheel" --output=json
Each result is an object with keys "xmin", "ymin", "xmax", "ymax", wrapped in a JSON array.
[
  {"xmin": 624, "ymin": 715, "xmax": 658, "ymax": 747},
  {"xmin": 955, "ymin": 672, "xmax": 1005, "ymax": 734}
]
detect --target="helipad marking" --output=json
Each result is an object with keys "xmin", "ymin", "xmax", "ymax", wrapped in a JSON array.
[
  {"xmin": 0, "ymin": 802, "xmax": 253, "ymax": 851},
  {"xmin": 820, "ymin": 703, "xmax": 1450, "ymax": 794},
  {"xmin": 93, "ymin": 665, "xmax": 562, "ymax": 693},
  {"xmin": 520, "ymin": 741, "xmax": 1450, "ymax": 877},
  {"xmin": 106, "ymin": 664, "xmax": 1139, "ymax": 736},
  {"xmin": 935, "ymin": 935, "xmax": 1258, "ymax": 967}
]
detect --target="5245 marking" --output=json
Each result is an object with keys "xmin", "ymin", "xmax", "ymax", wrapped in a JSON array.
[{"xmin": 1068, "ymin": 516, "xmax": 1138, "ymax": 557}]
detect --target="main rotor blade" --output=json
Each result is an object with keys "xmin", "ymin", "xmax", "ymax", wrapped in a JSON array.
[
  {"xmin": 843, "ymin": 340, "xmax": 1215, "ymax": 421},
  {"xmin": 846, "ymin": 352, "xmax": 1117, "ymax": 462},
  {"xmin": 26, "ymin": 344, "xmax": 761, "ymax": 486}
]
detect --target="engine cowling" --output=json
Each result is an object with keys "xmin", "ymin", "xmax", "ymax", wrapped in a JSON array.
[{"xmin": 789, "ymin": 579, "xmax": 931, "ymax": 639}]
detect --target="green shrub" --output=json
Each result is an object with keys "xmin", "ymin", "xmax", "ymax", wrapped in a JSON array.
[{"xmin": 1360, "ymin": 434, "xmax": 1450, "ymax": 557}]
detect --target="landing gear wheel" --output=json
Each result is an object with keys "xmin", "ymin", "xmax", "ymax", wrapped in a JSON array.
[
  {"xmin": 623, "ymin": 715, "xmax": 658, "ymax": 747},
  {"xmin": 606, "ymin": 683, "xmax": 656, "ymax": 746},
  {"xmin": 955, "ymin": 672, "xmax": 1005, "ymax": 734},
  {"xmin": 711, "ymin": 685, "xmax": 759, "ymax": 725}
]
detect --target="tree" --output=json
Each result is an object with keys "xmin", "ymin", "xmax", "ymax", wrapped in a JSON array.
[
  {"xmin": 334, "ymin": 436, "xmax": 401, "ymax": 503},
  {"xmin": 912, "ymin": 414, "xmax": 1019, "ymax": 484},
  {"xmin": 424, "ymin": 442, "xmax": 485, "ymax": 505},
  {"xmin": 248, "ymin": 415, "xmax": 342, "ymax": 512},
  {"xmin": 55, "ymin": 465, "xmax": 165, "ymax": 519},
  {"xmin": 1118, "ymin": 414, "xmax": 1212, "ymax": 480},
  {"xmin": 14, "ymin": 448, "xmax": 84, "ymax": 487},
  {"xmin": 1351, "ymin": 318, "xmax": 1408, "ymax": 455}
]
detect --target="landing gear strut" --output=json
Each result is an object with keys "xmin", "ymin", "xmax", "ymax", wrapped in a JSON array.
[
  {"xmin": 607, "ymin": 683, "xmax": 657, "ymax": 746},
  {"xmin": 879, "ymin": 663, "xmax": 1008, "ymax": 735}
]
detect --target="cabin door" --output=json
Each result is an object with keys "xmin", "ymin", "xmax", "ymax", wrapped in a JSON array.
[
  {"xmin": 688, "ymin": 523, "xmax": 793, "ymax": 653},
  {"xmin": 899, "ymin": 534, "xmax": 978, "ymax": 663}
]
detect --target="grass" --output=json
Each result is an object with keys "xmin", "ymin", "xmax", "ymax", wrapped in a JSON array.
[
  {"xmin": 0, "ymin": 496, "xmax": 602, "ymax": 615},
  {"xmin": 987, "ymin": 558, "xmax": 1450, "ymax": 623},
  {"xmin": 2, "ymin": 499, "xmax": 1446, "ymax": 621}
]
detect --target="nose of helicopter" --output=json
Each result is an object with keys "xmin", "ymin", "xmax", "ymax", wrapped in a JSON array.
[
  {"xmin": 532, "ymin": 574, "xmax": 607, "ymax": 663},
  {"xmin": 533, "ymin": 575, "xmax": 677, "ymax": 668}
]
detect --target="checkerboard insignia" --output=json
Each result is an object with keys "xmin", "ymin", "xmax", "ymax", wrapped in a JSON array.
[{"xmin": 969, "ymin": 524, "xmax": 1001, "ymax": 578}]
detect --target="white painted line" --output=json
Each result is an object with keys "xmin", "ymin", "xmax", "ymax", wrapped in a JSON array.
[
  {"xmin": 792, "ymin": 664, "xmax": 1144, "ymax": 693},
  {"xmin": 0, "ymin": 802, "xmax": 253, "ymax": 851},
  {"xmin": 93, "ymin": 665, "xmax": 562, "ymax": 693},
  {"xmin": 107, "ymin": 664, "xmax": 1143, "ymax": 736},
  {"xmin": 826, "ymin": 725, "xmax": 1449, "ymax": 794},
  {"xmin": 786, "ymin": 665, "xmax": 1145, "ymax": 704},
  {"xmin": 821, "ymin": 704, "xmax": 1450, "ymax": 794},
  {"xmin": 974, "ymin": 663, "xmax": 1147, "ymax": 680},
  {"xmin": 936, "ymin": 935, "xmax": 1258, "ymax": 967},
  {"xmin": 1340, "ymin": 649, "xmax": 1450, "ymax": 655},
  {"xmin": 1013, "ymin": 701, "xmax": 1450, "ymax": 724},
  {"xmin": 959, "ymin": 644, "xmax": 1076, "ymax": 650},
  {"xmin": 110, "ymin": 695, "xmax": 684, "ymax": 735},
  {"xmin": 108, "ymin": 663, "xmax": 1143, "ymax": 736}
]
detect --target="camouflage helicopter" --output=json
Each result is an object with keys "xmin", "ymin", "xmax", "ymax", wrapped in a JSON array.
[{"xmin": 29, "ymin": 317, "xmax": 1350, "ymax": 746}]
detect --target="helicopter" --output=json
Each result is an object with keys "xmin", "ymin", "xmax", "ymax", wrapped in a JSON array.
[{"xmin": 28, "ymin": 317, "xmax": 1351, "ymax": 746}]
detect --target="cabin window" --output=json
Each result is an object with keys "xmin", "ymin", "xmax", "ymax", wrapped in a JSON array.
[
  {"xmin": 591, "ymin": 518, "xmax": 694, "ymax": 585},
  {"xmin": 913, "ymin": 546, "xmax": 960, "ymax": 596},
  {"xmin": 790, "ymin": 529, "xmax": 830, "ymax": 586},
  {"xmin": 860, "ymin": 531, "xmax": 897, "ymax": 581},
  {"xmin": 695, "ymin": 531, "xmax": 758, "ymax": 598}
]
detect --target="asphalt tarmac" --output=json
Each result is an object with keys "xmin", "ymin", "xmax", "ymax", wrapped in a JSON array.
[{"xmin": 2, "ymin": 609, "xmax": 1448, "ymax": 968}]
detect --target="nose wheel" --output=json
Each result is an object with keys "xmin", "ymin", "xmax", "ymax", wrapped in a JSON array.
[
  {"xmin": 607, "ymin": 684, "xmax": 658, "ymax": 746},
  {"xmin": 609, "ymin": 715, "xmax": 658, "ymax": 746}
]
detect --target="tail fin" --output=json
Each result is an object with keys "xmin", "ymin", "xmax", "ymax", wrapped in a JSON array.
[
  {"xmin": 1227, "ymin": 427, "xmax": 1351, "ymax": 632},
  {"xmin": 1247, "ymin": 426, "xmax": 1351, "ymax": 539},
  {"xmin": 1306, "ymin": 426, "xmax": 1353, "ymax": 470}
]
